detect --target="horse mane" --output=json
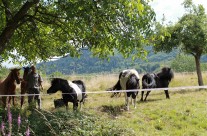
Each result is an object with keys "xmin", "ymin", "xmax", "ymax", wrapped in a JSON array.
[
  {"xmin": 51, "ymin": 78, "xmax": 67, "ymax": 86},
  {"xmin": 157, "ymin": 67, "xmax": 174, "ymax": 81},
  {"xmin": 51, "ymin": 78, "xmax": 72, "ymax": 92}
]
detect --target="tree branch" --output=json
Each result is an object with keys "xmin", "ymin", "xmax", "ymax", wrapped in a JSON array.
[{"xmin": 0, "ymin": 0, "xmax": 40, "ymax": 53}]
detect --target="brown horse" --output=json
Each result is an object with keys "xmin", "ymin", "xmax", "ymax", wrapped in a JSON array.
[
  {"xmin": 20, "ymin": 67, "xmax": 31, "ymax": 108},
  {"xmin": 0, "ymin": 68, "xmax": 21, "ymax": 108}
]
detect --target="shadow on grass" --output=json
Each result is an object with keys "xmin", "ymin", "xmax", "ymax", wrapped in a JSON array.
[
  {"xmin": 137, "ymin": 98, "xmax": 164, "ymax": 104},
  {"xmin": 100, "ymin": 104, "xmax": 125, "ymax": 117}
]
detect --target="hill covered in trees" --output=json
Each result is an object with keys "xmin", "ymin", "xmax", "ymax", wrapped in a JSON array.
[{"xmin": 38, "ymin": 47, "xmax": 178, "ymax": 75}]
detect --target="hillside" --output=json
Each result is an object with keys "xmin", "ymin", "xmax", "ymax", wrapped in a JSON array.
[
  {"xmin": 38, "ymin": 47, "xmax": 178, "ymax": 75},
  {"xmin": 38, "ymin": 46, "xmax": 207, "ymax": 75}
]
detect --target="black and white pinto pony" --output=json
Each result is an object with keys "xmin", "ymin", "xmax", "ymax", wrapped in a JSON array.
[
  {"xmin": 107, "ymin": 69, "xmax": 140, "ymax": 111},
  {"xmin": 141, "ymin": 67, "xmax": 174, "ymax": 101},
  {"xmin": 47, "ymin": 78, "xmax": 87, "ymax": 110}
]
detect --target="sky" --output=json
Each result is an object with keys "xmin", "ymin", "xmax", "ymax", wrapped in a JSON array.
[
  {"xmin": 150, "ymin": 0, "xmax": 207, "ymax": 23},
  {"xmin": 2, "ymin": 0, "xmax": 207, "ymax": 68}
]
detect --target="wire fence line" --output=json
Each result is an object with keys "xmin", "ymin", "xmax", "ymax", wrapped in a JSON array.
[{"xmin": 0, "ymin": 85, "xmax": 207, "ymax": 97}]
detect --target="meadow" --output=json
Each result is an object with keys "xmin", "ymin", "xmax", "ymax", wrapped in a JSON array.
[{"xmin": 1, "ymin": 72, "xmax": 207, "ymax": 136}]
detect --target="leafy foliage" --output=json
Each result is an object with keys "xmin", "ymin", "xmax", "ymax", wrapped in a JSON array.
[
  {"xmin": 0, "ymin": 0, "xmax": 155, "ymax": 64},
  {"xmin": 0, "ymin": 107, "xmax": 135, "ymax": 136},
  {"xmin": 152, "ymin": 0, "xmax": 207, "ymax": 85}
]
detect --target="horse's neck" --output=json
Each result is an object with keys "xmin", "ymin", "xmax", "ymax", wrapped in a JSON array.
[
  {"xmin": 23, "ymin": 72, "xmax": 28, "ymax": 80},
  {"xmin": 61, "ymin": 82, "xmax": 73, "ymax": 93},
  {"xmin": 3, "ymin": 73, "xmax": 15, "ymax": 84},
  {"xmin": 0, "ymin": 73, "xmax": 15, "ymax": 91}
]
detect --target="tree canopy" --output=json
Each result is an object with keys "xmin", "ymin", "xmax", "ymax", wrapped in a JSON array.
[
  {"xmin": 153, "ymin": 0, "xmax": 207, "ymax": 85},
  {"xmin": 0, "ymin": 0, "xmax": 155, "ymax": 64}
]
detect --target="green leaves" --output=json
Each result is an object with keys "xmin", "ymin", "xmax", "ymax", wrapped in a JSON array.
[{"xmin": 0, "ymin": 0, "xmax": 155, "ymax": 64}]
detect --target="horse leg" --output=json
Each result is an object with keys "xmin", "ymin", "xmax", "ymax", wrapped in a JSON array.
[
  {"xmin": 2, "ymin": 97, "xmax": 7, "ymax": 109},
  {"xmin": 20, "ymin": 95, "xmax": 25, "ymax": 108},
  {"xmin": 21, "ymin": 88, "xmax": 26, "ymax": 108},
  {"xmin": 126, "ymin": 96, "xmax": 130, "ymax": 111},
  {"xmin": 12, "ymin": 96, "xmax": 15, "ymax": 106},
  {"xmin": 65, "ymin": 102, "xmax": 69, "ymax": 111},
  {"xmin": 140, "ymin": 91, "xmax": 144, "ymax": 101},
  {"xmin": 164, "ymin": 90, "xmax": 170, "ymax": 99},
  {"xmin": 73, "ymin": 102, "xmax": 78, "ymax": 111},
  {"xmin": 8, "ymin": 96, "xmax": 11, "ymax": 104},
  {"xmin": 79, "ymin": 102, "xmax": 82, "ymax": 110},
  {"xmin": 144, "ymin": 91, "xmax": 151, "ymax": 101},
  {"xmin": 132, "ymin": 92, "xmax": 137, "ymax": 109}
]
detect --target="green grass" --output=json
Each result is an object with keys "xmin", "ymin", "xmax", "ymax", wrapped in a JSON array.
[{"xmin": 1, "ymin": 72, "xmax": 207, "ymax": 135}]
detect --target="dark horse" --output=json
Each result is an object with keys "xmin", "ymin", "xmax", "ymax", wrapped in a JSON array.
[
  {"xmin": 47, "ymin": 78, "xmax": 87, "ymax": 110},
  {"xmin": 0, "ymin": 68, "xmax": 21, "ymax": 108},
  {"xmin": 20, "ymin": 66, "xmax": 31, "ymax": 107},
  {"xmin": 140, "ymin": 67, "xmax": 174, "ymax": 101},
  {"xmin": 107, "ymin": 69, "xmax": 140, "ymax": 111}
]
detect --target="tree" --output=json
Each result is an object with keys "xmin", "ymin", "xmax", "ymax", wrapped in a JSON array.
[
  {"xmin": 171, "ymin": 54, "xmax": 196, "ymax": 72},
  {"xmin": 153, "ymin": 0, "xmax": 207, "ymax": 86},
  {"xmin": 0, "ymin": 0, "xmax": 155, "ymax": 64}
]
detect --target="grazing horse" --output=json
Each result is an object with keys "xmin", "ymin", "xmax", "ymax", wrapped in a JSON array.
[
  {"xmin": 20, "ymin": 66, "xmax": 31, "ymax": 107},
  {"xmin": 0, "ymin": 68, "xmax": 21, "ymax": 108},
  {"xmin": 141, "ymin": 67, "xmax": 174, "ymax": 101},
  {"xmin": 47, "ymin": 78, "xmax": 87, "ymax": 110},
  {"xmin": 107, "ymin": 69, "xmax": 140, "ymax": 111}
]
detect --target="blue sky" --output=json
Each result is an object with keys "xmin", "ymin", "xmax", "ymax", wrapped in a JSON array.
[{"xmin": 2, "ymin": 0, "xmax": 207, "ymax": 68}]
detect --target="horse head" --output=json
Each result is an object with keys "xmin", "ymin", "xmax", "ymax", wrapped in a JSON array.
[
  {"xmin": 159, "ymin": 67, "xmax": 174, "ymax": 81},
  {"xmin": 22, "ymin": 66, "xmax": 31, "ymax": 80},
  {"xmin": 11, "ymin": 68, "xmax": 21, "ymax": 84},
  {"xmin": 47, "ymin": 78, "xmax": 69, "ymax": 94}
]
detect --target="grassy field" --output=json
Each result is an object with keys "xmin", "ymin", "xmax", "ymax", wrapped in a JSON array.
[{"xmin": 2, "ymin": 72, "xmax": 207, "ymax": 135}]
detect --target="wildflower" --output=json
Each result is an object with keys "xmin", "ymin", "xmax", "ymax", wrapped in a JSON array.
[
  {"xmin": 1, "ymin": 122, "xmax": 5, "ymax": 136},
  {"xmin": 18, "ymin": 114, "xmax": 21, "ymax": 131},
  {"xmin": 7, "ymin": 103, "xmax": 12, "ymax": 134},
  {"xmin": 8, "ymin": 112, "xmax": 12, "ymax": 124},
  {"xmin": 26, "ymin": 126, "xmax": 30, "ymax": 136},
  {"xmin": 7, "ymin": 132, "xmax": 11, "ymax": 136}
]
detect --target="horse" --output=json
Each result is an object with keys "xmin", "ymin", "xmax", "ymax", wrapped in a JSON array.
[
  {"xmin": 20, "ymin": 66, "xmax": 31, "ymax": 107},
  {"xmin": 140, "ymin": 67, "xmax": 174, "ymax": 101},
  {"xmin": 107, "ymin": 69, "xmax": 140, "ymax": 111},
  {"xmin": 0, "ymin": 68, "xmax": 21, "ymax": 108},
  {"xmin": 47, "ymin": 78, "xmax": 87, "ymax": 110}
]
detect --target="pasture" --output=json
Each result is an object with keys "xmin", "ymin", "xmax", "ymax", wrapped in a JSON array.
[{"xmin": 1, "ymin": 72, "xmax": 207, "ymax": 135}]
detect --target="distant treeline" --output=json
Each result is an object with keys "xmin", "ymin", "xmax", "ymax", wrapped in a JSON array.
[{"xmin": 37, "ymin": 47, "xmax": 207, "ymax": 76}]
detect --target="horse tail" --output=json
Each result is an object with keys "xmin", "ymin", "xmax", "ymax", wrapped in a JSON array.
[
  {"xmin": 168, "ymin": 68, "xmax": 174, "ymax": 81},
  {"xmin": 106, "ymin": 79, "xmax": 122, "ymax": 97},
  {"xmin": 142, "ymin": 73, "xmax": 156, "ymax": 89}
]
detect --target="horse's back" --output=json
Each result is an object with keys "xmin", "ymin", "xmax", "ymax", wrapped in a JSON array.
[{"xmin": 72, "ymin": 80, "xmax": 86, "ymax": 92}]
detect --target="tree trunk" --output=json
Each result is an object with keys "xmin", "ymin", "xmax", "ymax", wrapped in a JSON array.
[
  {"xmin": 194, "ymin": 55, "xmax": 203, "ymax": 86},
  {"xmin": 0, "ymin": 0, "xmax": 40, "ymax": 54}
]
